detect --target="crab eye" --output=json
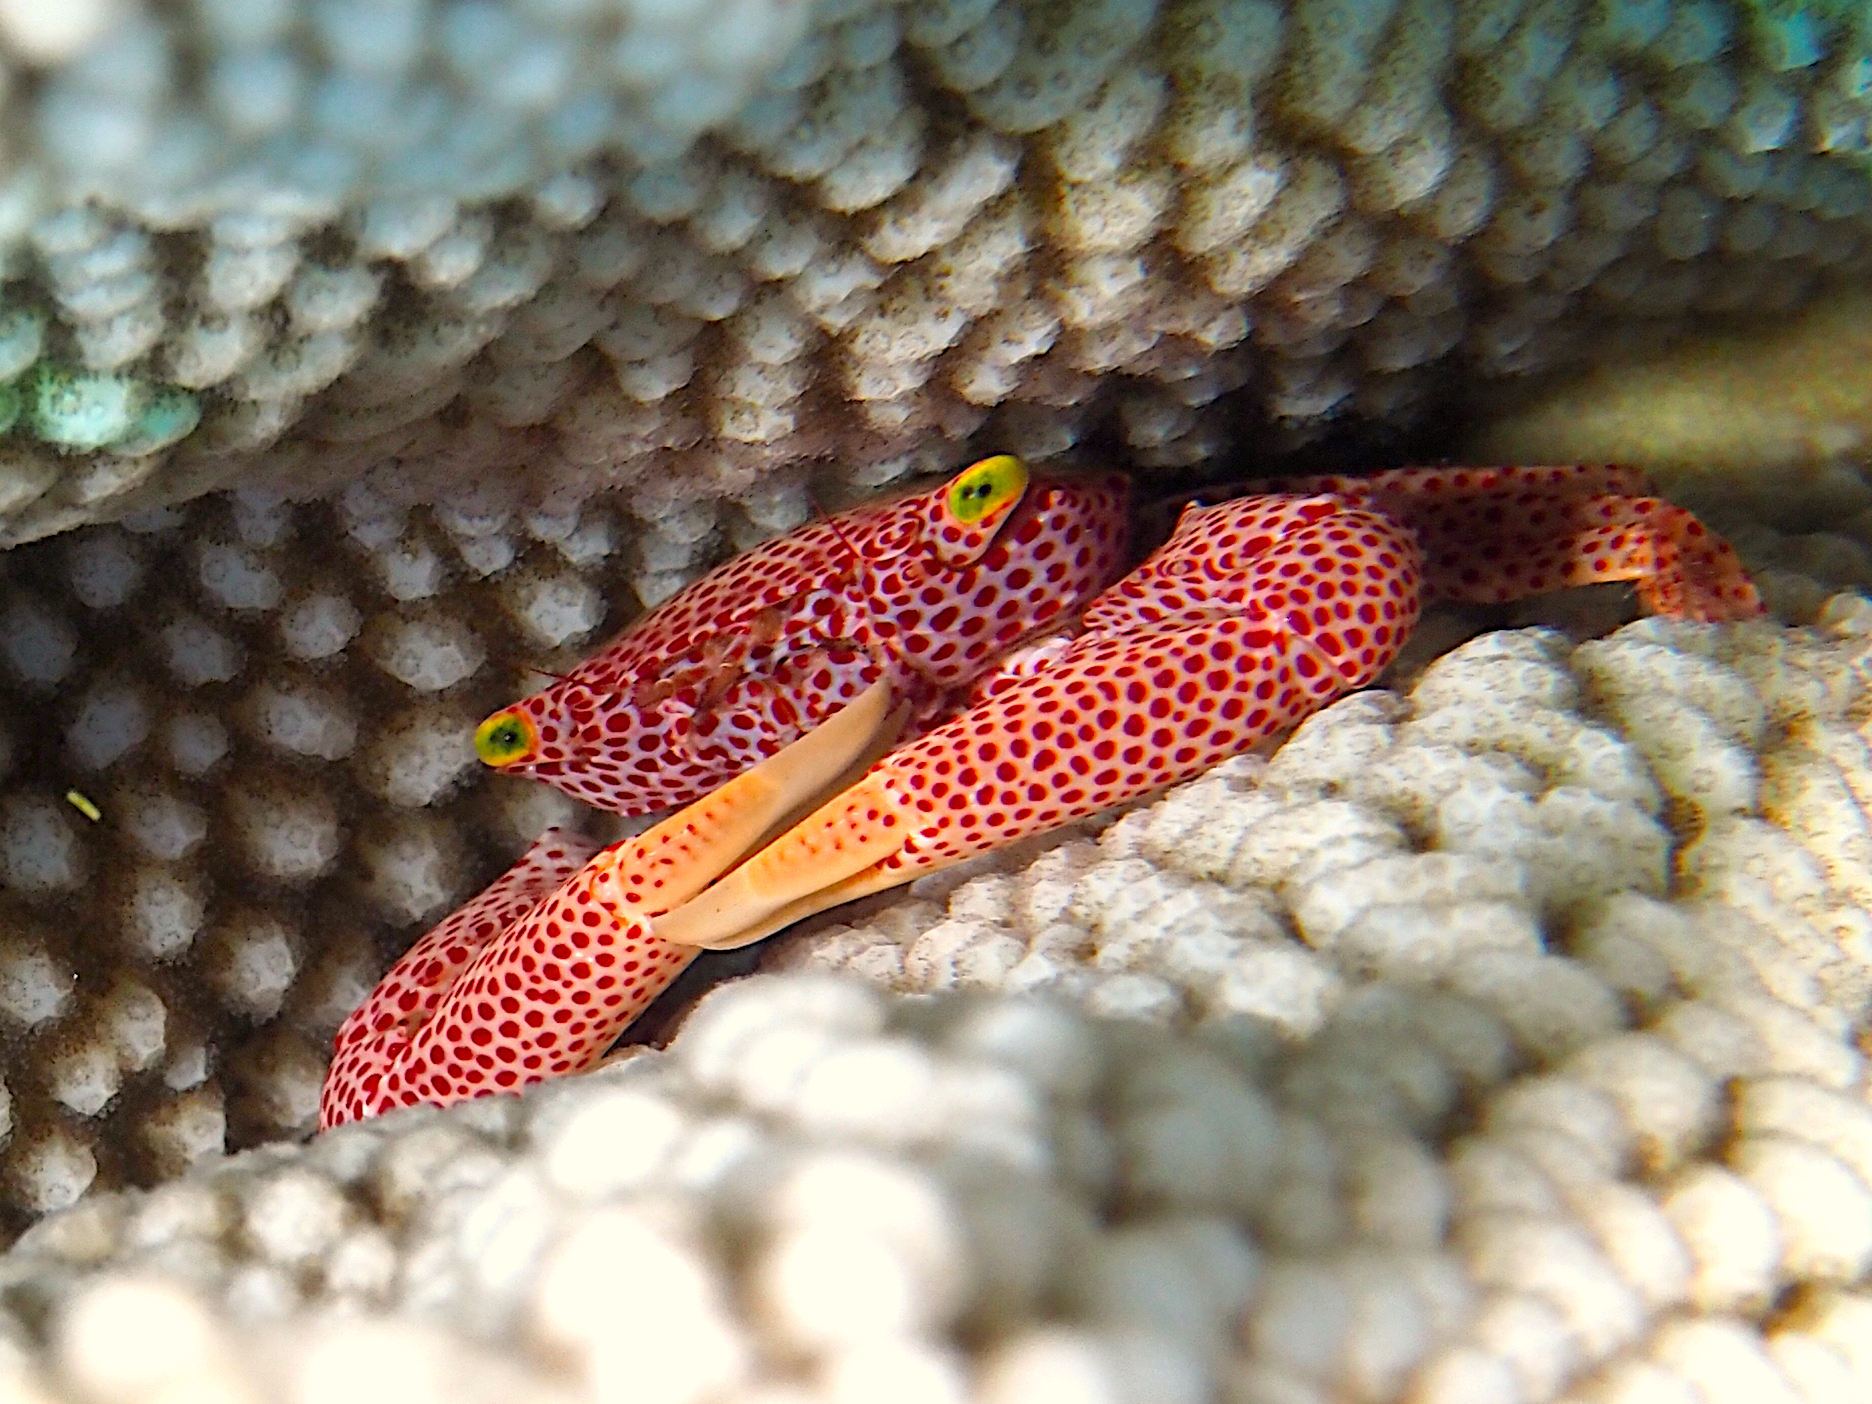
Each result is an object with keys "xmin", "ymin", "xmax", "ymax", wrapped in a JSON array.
[
  {"xmin": 474, "ymin": 708, "xmax": 539, "ymax": 768},
  {"xmin": 945, "ymin": 454, "xmax": 1028, "ymax": 525}
]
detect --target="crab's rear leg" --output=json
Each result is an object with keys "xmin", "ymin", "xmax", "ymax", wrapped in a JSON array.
[{"xmin": 1266, "ymin": 465, "xmax": 1763, "ymax": 622}]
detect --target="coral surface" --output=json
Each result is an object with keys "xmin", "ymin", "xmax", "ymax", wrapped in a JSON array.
[
  {"xmin": 0, "ymin": 484, "xmax": 661, "ymax": 1233},
  {"xmin": 0, "ymin": 453, "xmax": 1859, "ymax": 1234},
  {"xmin": 2, "ymin": 602, "xmax": 1872, "ymax": 1401},
  {"xmin": 0, "ymin": 0, "xmax": 1859, "ymax": 543}
]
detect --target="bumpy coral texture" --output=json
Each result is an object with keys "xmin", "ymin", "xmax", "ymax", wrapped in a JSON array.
[
  {"xmin": 0, "ymin": 486, "xmax": 658, "ymax": 1233},
  {"xmin": 0, "ymin": 0, "xmax": 1863, "ymax": 545},
  {"xmin": 0, "ymin": 0, "xmax": 1867, "ymax": 1395},
  {"xmin": 6, "ymin": 603, "xmax": 1872, "ymax": 1403}
]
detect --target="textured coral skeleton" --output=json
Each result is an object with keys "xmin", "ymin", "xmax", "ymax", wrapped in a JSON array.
[
  {"xmin": 5, "ymin": 604, "xmax": 1872, "ymax": 1404},
  {"xmin": 0, "ymin": 0, "xmax": 1859, "ymax": 548}
]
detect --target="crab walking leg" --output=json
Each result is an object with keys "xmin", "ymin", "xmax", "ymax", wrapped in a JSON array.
[
  {"xmin": 1265, "ymin": 465, "xmax": 1763, "ymax": 621},
  {"xmin": 658, "ymin": 500, "xmax": 1426, "ymax": 951},
  {"xmin": 320, "ymin": 681, "xmax": 907, "ymax": 1127}
]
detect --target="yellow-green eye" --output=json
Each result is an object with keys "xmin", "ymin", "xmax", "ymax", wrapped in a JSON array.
[
  {"xmin": 474, "ymin": 708, "xmax": 538, "ymax": 768},
  {"xmin": 945, "ymin": 454, "xmax": 1028, "ymax": 526}
]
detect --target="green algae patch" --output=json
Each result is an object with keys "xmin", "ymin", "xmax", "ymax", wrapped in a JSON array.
[
  {"xmin": 109, "ymin": 385, "xmax": 203, "ymax": 457},
  {"xmin": 27, "ymin": 364, "xmax": 147, "ymax": 451},
  {"xmin": 6, "ymin": 359, "xmax": 202, "ymax": 456}
]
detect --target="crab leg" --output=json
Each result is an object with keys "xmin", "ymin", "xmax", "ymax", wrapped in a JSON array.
[
  {"xmin": 319, "ymin": 680, "xmax": 909, "ymax": 1127},
  {"xmin": 1264, "ymin": 465, "xmax": 1762, "ymax": 621},
  {"xmin": 319, "ymin": 826, "xmax": 602, "ymax": 1128}
]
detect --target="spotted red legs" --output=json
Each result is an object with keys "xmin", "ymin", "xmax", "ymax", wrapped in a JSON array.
[
  {"xmin": 321, "ymin": 462, "xmax": 1762, "ymax": 1127},
  {"xmin": 1268, "ymin": 464, "xmax": 1762, "ymax": 623}
]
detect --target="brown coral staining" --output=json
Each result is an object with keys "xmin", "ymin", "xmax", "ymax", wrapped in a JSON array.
[{"xmin": 1467, "ymin": 283, "xmax": 1872, "ymax": 482}]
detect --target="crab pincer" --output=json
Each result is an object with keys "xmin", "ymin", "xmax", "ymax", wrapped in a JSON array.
[{"xmin": 320, "ymin": 679, "xmax": 916, "ymax": 1127}]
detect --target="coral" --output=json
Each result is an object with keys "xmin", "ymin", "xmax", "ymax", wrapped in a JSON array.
[
  {"xmin": 0, "ymin": 294, "xmax": 202, "ymax": 476},
  {"xmin": 0, "ymin": 456, "xmax": 1871, "ymax": 1230},
  {"xmin": 1, "ymin": 603, "xmax": 1872, "ymax": 1400},
  {"xmin": 0, "ymin": 0, "xmax": 1854, "ymax": 543},
  {"xmin": 0, "ymin": 486, "xmax": 661, "ymax": 1233},
  {"xmin": 22, "ymin": 360, "xmax": 200, "ymax": 456}
]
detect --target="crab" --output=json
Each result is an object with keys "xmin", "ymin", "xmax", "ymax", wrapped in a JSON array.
[{"xmin": 319, "ymin": 458, "xmax": 1762, "ymax": 1128}]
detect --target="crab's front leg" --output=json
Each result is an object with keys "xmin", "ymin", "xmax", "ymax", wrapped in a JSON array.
[
  {"xmin": 320, "ymin": 680, "xmax": 911, "ymax": 1128},
  {"xmin": 320, "ymin": 826, "xmax": 601, "ymax": 1127}
]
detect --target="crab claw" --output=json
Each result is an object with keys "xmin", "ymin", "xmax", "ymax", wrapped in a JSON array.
[
  {"xmin": 654, "ymin": 770, "xmax": 918, "ymax": 952},
  {"xmin": 607, "ymin": 676, "xmax": 912, "ymax": 923},
  {"xmin": 321, "ymin": 678, "xmax": 911, "ymax": 1125}
]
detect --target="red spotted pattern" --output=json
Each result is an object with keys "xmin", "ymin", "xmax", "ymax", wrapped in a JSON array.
[
  {"xmin": 319, "ymin": 813, "xmax": 740, "ymax": 1127},
  {"xmin": 357, "ymin": 857, "xmax": 693, "ymax": 1121},
  {"xmin": 872, "ymin": 495, "xmax": 1423, "ymax": 874},
  {"xmin": 1264, "ymin": 465, "xmax": 1764, "ymax": 622},
  {"xmin": 319, "ymin": 827, "xmax": 601, "ymax": 1127},
  {"xmin": 324, "ymin": 464, "xmax": 1764, "ymax": 1126},
  {"xmin": 493, "ymin": 472, "xmax": 1132, "ymax": 815}
]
